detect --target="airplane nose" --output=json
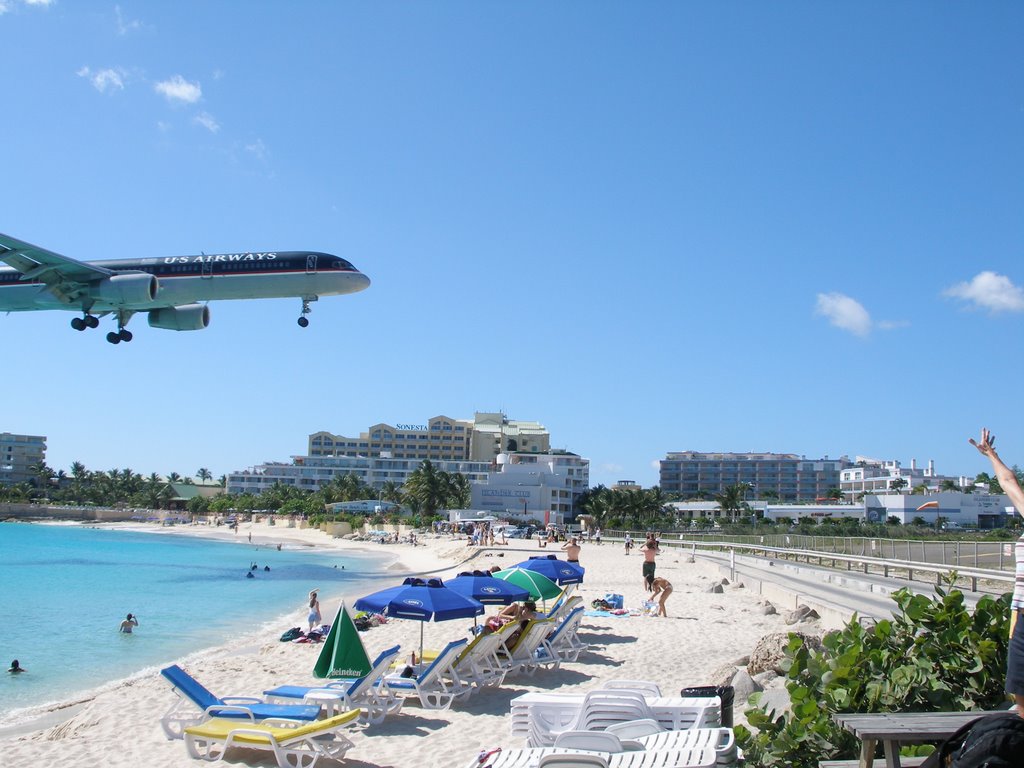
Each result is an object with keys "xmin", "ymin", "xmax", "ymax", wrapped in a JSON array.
[{"xmin": 353, "ymin": 271, "xmax": 371, "ymax": 292}]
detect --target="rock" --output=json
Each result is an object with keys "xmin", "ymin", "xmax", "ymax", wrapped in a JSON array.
[
  {"xmin": 707, "ymin": 583, "xmax": 724, "ymax": 594},
  {"xmin": 747, "ymin": 632, "xmax": 823, "ymax": 675},
  {"xmin": 709, "ymin": 663, "xmax": 740, "ymax": 687},
  {"xmin": 729, "ymin": 668, "xmax": 762, "ymax": 706},
  {"xmin": 755, "ymin": 684, "xmax": 792, "ymax": 720},
  {"xmin": 759, "ymin": 602, "xmax": 777, "ymax": 616},
  {"xmin": 784, "ymin": 604, "xmax": 820, "ymax": 625}
]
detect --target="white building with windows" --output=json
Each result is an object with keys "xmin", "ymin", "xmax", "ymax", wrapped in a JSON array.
[
  {"xmin": 840, "ymin": 457, "xmax": 973, "ymax": 499},
  {"xmin": 308, "ymin": 412, "xmax": 550, "ymax": 463},
  {"xmin": 470, "ymin": 452, "xmax": 590, "ymax": 525},
  {"xmin": 227, "ymin": 455, "xmax": 492, "ymax": 495}
]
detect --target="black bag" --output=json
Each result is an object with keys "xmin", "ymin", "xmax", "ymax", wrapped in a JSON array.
[{"xmin": 920, "ymin": 712, "xmax": 1024, "ymax": 768}]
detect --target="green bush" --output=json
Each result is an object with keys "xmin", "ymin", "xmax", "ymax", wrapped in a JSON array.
[{"xmin": 734, "ymin": 579, "xmax": 1011, "ymax": 767}]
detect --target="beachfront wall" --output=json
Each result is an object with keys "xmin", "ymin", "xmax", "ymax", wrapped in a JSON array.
[{"xmin": 1, "ymin": 504, "xmax": 161, "ymax": 522}]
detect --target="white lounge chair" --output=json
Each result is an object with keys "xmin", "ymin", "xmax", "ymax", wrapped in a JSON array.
[
  {"xmin": 502, "ymin": 619, "xmax": 559, "ymax": 676},
  {"xmin": 262, "ymin": 644, "xmax": 403, "ymax": 725},
  {"xmin": 382, "ymin": 638, "xmax": 471, "ymax": 710},
  {"xmin": 183, "ymin": 708, "xmax": 361, "ymax": 768},
  {"xmin": 528, "ymin": 691, "xmax": 655, "ymax": 748},
  {"xmin": 471, "ymin": 746, "xmax": 717, "ymax": 768},
  {"xmin": 604, "ymin": 722, "xmax": 737, "ymax": 767},
  {"xmin": 542, "ymin": 606, "xmax": 589, "ymax": 662},
  {"xmin": 449, "ymin": 629, "xmax": 509, "ymax": 689},
  {"xmin": 159, "ymin": 664, "xmax": 321, "ymax": 740}
]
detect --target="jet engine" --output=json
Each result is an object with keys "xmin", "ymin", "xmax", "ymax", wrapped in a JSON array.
[
  {"xmin": 147, "ymin": 304, "xmax": 210, "ymax": 331},
  {"xmin": 92, "ymin": 273, "xmax": 159, "ymax": 305}
]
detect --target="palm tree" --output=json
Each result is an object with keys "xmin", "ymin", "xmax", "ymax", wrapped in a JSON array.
[
  {"xmin": 715, "ymin": 484, "xmax": 749, "ymax": 520},
  {"xmin": 939, "ymin": 479, "xmax": 961, "ymax": 493},
  {"xmin": 196, "ymin": 467, "xmax": 213, "ymax": 482},
  {"xmin": 889, "ymin": 477, "xmax": 908, "ymax": 495},
  {"xmin": 403, "ymin": 460, "xmax": 450, "ymax": 516}
]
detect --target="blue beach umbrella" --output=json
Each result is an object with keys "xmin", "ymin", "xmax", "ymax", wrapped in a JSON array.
[
  {"xmin": 446, "ymin": 570, "xmax": 530, "ymax": 605},
  {"xmin": 513, "ymin": 555, "xmax": 585, "ymax": 585},
  {"xmin": 354, "ymin": 577, "xmax": 484, "ymax": 659}
]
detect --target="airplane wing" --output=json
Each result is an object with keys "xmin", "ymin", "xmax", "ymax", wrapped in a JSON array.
[{"xmin": 0, "ymin": 232, "xmax": 113, "ymax": 304}]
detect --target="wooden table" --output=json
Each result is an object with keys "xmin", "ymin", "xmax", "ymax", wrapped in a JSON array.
[{"xmin": 831, "ymin": 710, "xmax": 1003, "ymax": 768}]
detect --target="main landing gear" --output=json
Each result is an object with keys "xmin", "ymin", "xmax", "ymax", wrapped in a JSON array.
[
  {"xmin": 70, "ymin": 314, "xmax": 100, "ymax": 331},
  {"xmin": 105, "ymin": 310, "xmax": 135, "ymax": 344},
  {"xmin": 297, "ymin": 296, "xmax": 318, "ymax": 328}
]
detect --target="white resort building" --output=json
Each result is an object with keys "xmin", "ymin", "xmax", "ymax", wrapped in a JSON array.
[
  {"xmin": 0, "ymin": 432, "xmax": 46, "ymax": 486},
  {"xmin": 308, "ymin": 412, "xmax": 550, "ymax": 463}
]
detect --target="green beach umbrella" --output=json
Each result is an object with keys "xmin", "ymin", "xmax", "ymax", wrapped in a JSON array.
[
  {"xmin": 313, "ymin": 602, "xmax": 372, "ymax": 679},
  {"xmin": 492, "ymin": 567, "xmax": 561, "ymax": 602}
]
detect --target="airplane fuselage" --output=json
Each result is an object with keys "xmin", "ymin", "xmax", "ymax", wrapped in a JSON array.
[{"xmin": 0, "ymin": 251, "xmax": 369, "ymax": 313}]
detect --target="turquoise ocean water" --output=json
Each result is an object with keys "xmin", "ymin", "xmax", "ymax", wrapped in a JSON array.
[{"xmin": 0, "ymin": 522, "xmax": 393, "ymax": 725}]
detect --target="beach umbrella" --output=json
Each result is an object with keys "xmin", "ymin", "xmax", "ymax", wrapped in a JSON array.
[
  {"xmin": 313, "ymin": 601, "xmax": 372, "ymax": 679},
  {"xmin": 354, "ymin": 577, "xmax": 484, "ymax": 660},
  {"xmin": 491, "ymin": 567, "xmax": 562, "ymax": 603},
  {"xmin": 513, "ymin": 555, "xmax": 585, "ymax": 585},
  {"xmin": 446, "ymin": 570, "xmax": 531, "ymax": 605}
]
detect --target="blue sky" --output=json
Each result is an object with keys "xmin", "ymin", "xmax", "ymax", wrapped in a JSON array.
[{"xmin": 1, "ymin": 2, "xmax": 1022, "ymax": 488}]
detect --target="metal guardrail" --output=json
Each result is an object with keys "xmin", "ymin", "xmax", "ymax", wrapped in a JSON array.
[{"xmin": 600, "ymin": 531, "xmax": 1016, "ymax": 594}]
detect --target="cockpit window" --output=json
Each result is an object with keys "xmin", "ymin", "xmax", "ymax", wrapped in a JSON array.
[{"xmin": 333, "ymin": 257, "xmax": 356, "ymax": 270}]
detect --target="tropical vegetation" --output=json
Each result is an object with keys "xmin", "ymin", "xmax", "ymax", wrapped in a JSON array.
[{"xmin": 735, "ymin": 577, "xmax": 1013, "ymax": 767}]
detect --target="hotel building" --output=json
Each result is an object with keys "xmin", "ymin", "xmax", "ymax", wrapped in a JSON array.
[
  {"xmin": 308, "ymin": 412, "xmax": 550, "ymax": 463},
  {"xmin": 839, "ymin": 457, "xmax": 973, "ymax": 499},
  {"xmin": 0, "ymin": 432, "xmax": 46, "ymax": 486},
  {"xmin": 659, "ymin": 451, "xmax": 850, "ymax": 502},
  {"xmin": 470, "ymin": 451, "xmax": 590, "ymax": 524}
]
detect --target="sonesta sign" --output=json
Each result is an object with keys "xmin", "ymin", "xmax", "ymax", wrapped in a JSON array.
[{"xmin": 396, "ymin": 424, "xmax": 428, "ymax": 431}]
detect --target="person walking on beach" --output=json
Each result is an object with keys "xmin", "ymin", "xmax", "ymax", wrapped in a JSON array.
[
  {"xmin": 119, "ymin": 613, "xmax": 139, "ymax": 633},
  {"xmin": 642, "ymin": 534, "xmax": 659, "ymax": 591},
  {"xmin": 307, "ymin": 590, "xmax": 322, "ymax": 632},
  {"xmin": 624, "ymin": 533, "xmax": 633, "ymax": 555},
  {"xmin": 648, "ymin": 576, "xmax": 673, "ymax": 617},
  {"xmin": 969, "ymin": 427, "xmax": 1024, "ymax": 716},
  {"xmin": 595, "ymin": 528, "xmax": 602, "ymax": 546},
  {"xmin": 8, "ymin": 659, "xmax": 25, "ymax": 673},
  {"xmin": 561, "ymin": 536, "xmax": 582, "ymax": 563}
]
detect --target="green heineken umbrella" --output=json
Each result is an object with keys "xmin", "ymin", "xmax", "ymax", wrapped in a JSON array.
[
  {"xmin": 491, "ymin": 567, "xmax": 562, "ymax": 602},
  {"xmin": 313, "ymin": 602, "xmax": 372, "ymax": 679}
]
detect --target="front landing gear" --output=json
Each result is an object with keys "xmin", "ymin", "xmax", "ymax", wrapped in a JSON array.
[{"xmin": 297, "ymin": 296, "xmax": 318, "ymax": 327}]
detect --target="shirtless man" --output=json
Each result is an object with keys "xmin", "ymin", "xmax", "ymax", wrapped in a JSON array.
[
  {"xmin": 561, "ymin": 537, "xmax": 582, "ymax": 563},
  {"xmin": 641, "ymin": 535, "xmax": 659, "ymax": 591},
  {"xmin": 119, "ymin": 613, "xmax": 139, "ymax": 633}
]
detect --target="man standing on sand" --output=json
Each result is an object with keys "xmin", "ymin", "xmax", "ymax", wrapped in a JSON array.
[
  {"xmin": 642, "ymin": 534, "xmax": 659, "ymax": 591},
  {"xmin": 561, "ymin": 536, "xmax": 581, "ymax": 563}
]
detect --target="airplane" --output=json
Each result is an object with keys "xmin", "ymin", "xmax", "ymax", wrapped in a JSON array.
[{"xmin": 0, "ymin": 232, "xmax": 370, "ymax": 344}]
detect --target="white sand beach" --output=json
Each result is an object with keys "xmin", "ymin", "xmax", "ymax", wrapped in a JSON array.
[{"xmin": 0, "ymin": 521, "xmax": 844, "ymax": 768}]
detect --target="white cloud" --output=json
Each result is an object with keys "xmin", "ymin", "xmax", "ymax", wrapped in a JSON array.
[
  {"xmin": 114, "ymin": 5, "xmax": 142, "ymax": 35},
  {"xmin": 649, "ymin": 459, "xmax": 661, "ymax": 471},
  {"xmin": 944, "ymin": 271, "xmax": 1024, "ymax": 314},
  {"xmin": 815, "ymin": 292, "xmax": 873, "ymax": 337},
  {"xmin": 1, "ymin": 0, "xmax": 53, "ymax": 12},
  {"xmin": 193, "ymin": 112, "xmax": 220, "ymax": 133},
  {"xmin": 77, "ymin": 66, "xmax": 125, "ymax": 93},
  {"xmin": 154, "ymin": 75, "xmax": 201, "ymax": 104},
  {"xmin": 245, "ymin": 139, "xmax": 268, "ymax": 161},
  {"xmin": 24, "ymin": 0, "xmax": 54, "ymax": 5}
]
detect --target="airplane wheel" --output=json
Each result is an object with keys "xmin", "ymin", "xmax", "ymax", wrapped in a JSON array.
[
  {"xmin": 86, "ymin": 315, "xmax": 99, "ymax": 329},
  {"xmin": 119, "ymin": 329, "xmax": 133, "ymax": 342},
  {"xmin": 297, "ymin": 316, "xmax": 309, "ymax": 328},
  {"xmin": 71, "ymin": 317, "xmax": 86, "ymax": 331},
  {"xmin": 106, "ymin": 332, "xmax": 121, "ymax": 344}
]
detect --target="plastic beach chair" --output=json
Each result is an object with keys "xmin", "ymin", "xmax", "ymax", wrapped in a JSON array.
[
  {"xmin": 262, "ymin": 644, "xmax": 403, "ymax": 724},
  {"xmin": 159, "ymin": 664, "xmax": 321, "ymax": 740},
  {"xmin": 184, "ymin": 708, "xmax": 361, "ymax": 768},
  {"xmin": 381, "ymin": 638, "xmax": 471, "ymax": 710}
]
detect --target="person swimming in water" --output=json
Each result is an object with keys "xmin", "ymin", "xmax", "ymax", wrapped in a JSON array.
[
  {"xmin": 8, "ymin": 659, "xmax": 25, "ymax": 673},
  {"xmin": 119, "ymin": 613, "xmax": 139, "ymax": 633}
]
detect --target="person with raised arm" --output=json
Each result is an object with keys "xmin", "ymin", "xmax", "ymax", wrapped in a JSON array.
[{"xmin": 970, "ymin": 428, "xmax": 1024, "ymax": 715}]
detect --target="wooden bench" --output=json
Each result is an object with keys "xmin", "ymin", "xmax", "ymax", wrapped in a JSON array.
[{"xmin": 830, "ymin": 710, "xmax": 1005, "ymax": 768}]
